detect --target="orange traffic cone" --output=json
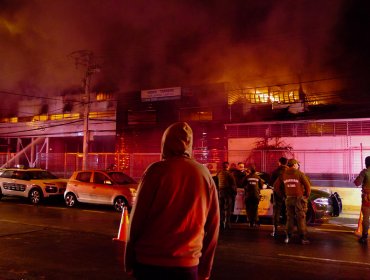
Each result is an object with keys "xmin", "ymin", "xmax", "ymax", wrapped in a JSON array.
[
  {"xmin": 113, "ymin": 207, "xmax": 130, "ymax": 242},
  {"xmin": 354, "ymin": 211, "xmax": 363, "ymax": 236}
]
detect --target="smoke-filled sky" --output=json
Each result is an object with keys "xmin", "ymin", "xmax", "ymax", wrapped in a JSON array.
[{"xmin": 1, "ymin": 0, "xmax": 370, "ymax": 103}]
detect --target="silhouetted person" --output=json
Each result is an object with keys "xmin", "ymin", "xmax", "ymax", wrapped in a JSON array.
[
  {"xmin": 242, "ymin": 166, "xmax": 263, "ymax": 227},
  {"xmin": 274, "ymin": 159, "xmax": 311, "ymax": 245},
  {"xmin": 217, "ymin": 161, "xmax": 237, "ymax": 229},
  {"xmin": 354, "ymin": 156, "xmax": 370, "ymax": 244},
  {"xmin": 125, "ymin": 122, "xmax": 220, "ymax": 280},
  {"xmin": 270, "ymin": 157, "xmax": 288, "ymax": 237}
]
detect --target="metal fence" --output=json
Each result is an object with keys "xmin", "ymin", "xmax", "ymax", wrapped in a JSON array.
[{"xmin": 1, "ymin": 147, "xmax": 369, "ymax": 183}]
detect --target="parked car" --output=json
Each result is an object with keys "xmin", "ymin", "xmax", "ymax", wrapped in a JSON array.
[
  {"xmin": 258, "ymin": 187, "xmax": 342, "ymax": 223},
  {"xmin": 233, "ymin": 176, "xmax": 342, "ymax": 224},
  {"xmin": 64, "ymin": 170, "xmax": 138, "ymax": 212},
  {"xmin": 0, "ymin": 168, "xmax": 67, "ymax": 204}
]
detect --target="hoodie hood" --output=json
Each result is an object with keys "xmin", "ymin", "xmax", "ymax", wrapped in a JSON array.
[{"xmin": 161, "ymin": 122, "xmax": 193, "ymax": 160}]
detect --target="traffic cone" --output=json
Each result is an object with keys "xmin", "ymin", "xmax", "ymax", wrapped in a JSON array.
[
  {"xmin": 354, "ymin": 211, "xmax": 363, "ymax": 236},
  {"xmin": 113, "ymin": 207, "xmax": 130, "ymax": 242}
]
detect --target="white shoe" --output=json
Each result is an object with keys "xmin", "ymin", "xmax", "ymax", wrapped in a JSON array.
[{"xmin": 284, "ymin": 234, "xmax": 290, "ymax": 244}]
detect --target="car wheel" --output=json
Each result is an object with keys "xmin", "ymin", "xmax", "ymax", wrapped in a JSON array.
[
  {"xmin": 29, "ymin": 189, "xmax": 42, "ymax": 204},
  {"xmin": 113, "ymin": 196, "xmax": 128, "ymax": 212},
  {"xmin": 306, "ymin": 202, "xmax": 315, "ymax": 224},
  {"xmin": 65, "ymin": 193, "xmax": 78, "ymax": 207}
]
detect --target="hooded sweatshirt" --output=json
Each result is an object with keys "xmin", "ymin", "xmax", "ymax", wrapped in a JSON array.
[{"xmin": 125, "ymin": 122, "xmax": 220, "ymax": 279}]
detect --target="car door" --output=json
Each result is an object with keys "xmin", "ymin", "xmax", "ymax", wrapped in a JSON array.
[
  {"xmin": 91, "ymin": 171, "xmax": 114, "ymax": 204},
  {"xmin": 72, "ymin": 171, "xmax": 93, "ymax": 202},
  {"xmin": 258, "ymin": 188, "xmax": 273, "ymax": 216}
]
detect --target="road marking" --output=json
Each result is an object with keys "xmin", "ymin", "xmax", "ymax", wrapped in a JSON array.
[
  {"xmin": 82, "ymin": 209, "xmax": 106, "ymax": 214},
  {"xmin": 18, "ymin": 204, "xmax": 67, "ymax": 210},
  {"xmin": 313, "ymin": 228, "xmax": 355, "ymax": 233},
  {"xmin": 278, "ymin": 254, "xmax": 370, "ymax": 267}
]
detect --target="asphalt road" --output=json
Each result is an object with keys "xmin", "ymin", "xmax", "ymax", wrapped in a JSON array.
[{"xmin": 0, "ymin": 198, "xmax": 368, "ymax": 280}]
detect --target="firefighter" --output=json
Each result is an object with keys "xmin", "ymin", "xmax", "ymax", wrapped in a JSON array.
[
  {"xmin": 242, "ymin": 166, "xmax": 263, "ymax": 227},
  {"xmin": 274, "ymin": 159, "xmax": 311, "ymax": 244},
  {"xmin": 354, "ymin": 156, "xmax": 370, "ymax": 244}
]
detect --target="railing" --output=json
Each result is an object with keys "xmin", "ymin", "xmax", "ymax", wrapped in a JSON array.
[{"xmin": 0, "ymin": 147, "xmax": 368, "ymax": 186}]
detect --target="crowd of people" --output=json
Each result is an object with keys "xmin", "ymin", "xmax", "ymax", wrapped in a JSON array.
[
  {"xmin": 123, "ymin": 122, "xmax": 369, "ymax": 280},
  {"xmin": 214, "ymin": 157, "xmax": 311, "ymax": 245}
]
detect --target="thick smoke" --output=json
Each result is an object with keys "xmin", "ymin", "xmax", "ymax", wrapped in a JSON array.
[{"xmin": 0, "ymin": 0, "xmax": 369, "ymax": 110}]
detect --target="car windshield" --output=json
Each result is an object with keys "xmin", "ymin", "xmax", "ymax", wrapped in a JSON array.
[
  {"xmin": 108, "ymin": 172, "xmax": 136, "ymax": 185},
  {"xmin": 28, "ymin": 171, "xmax": 59, "ymax": 180}
]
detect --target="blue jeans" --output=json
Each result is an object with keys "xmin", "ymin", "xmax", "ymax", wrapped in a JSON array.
[{"xmin": 133, "ymin": 262, "xmax": 198, "ymax": 280}]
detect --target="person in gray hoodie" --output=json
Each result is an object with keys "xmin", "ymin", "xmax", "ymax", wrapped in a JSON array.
[{"xmin": 125, "ymin": 122, "xmax": 220, "ymax": 280}]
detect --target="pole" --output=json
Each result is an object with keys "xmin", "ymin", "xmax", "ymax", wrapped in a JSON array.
[
  {"xmin": 68, "ymin": 50, "xmax": 101, "ymax": 170},
  {"xmin": 82, "ymin": 73, "xmax": 90, "ymax": 170}
]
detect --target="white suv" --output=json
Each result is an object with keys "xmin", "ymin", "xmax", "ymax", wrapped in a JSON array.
[{"xmin": 0, "ymin": 168, "xmax": 67, "ymax": 204}]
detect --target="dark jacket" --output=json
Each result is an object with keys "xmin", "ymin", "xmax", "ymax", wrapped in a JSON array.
[
  {"xmin": 273, "ymin": 168, "xmax": 311, "ymax": 198},
  {"xmin": 242, "ymin": 173, "xmax": 263, "ymax": 200}
]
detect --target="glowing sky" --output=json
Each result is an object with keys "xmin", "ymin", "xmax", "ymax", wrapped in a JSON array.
[{"xmin": 0, "ymin": 0, "xmax": 369, "ymax": 104}]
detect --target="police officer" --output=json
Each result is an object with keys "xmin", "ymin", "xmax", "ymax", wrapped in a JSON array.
[
  {"xmin": 354, "ymin": 156, "xmax": 370, "ymax": 244},
  {"xmin": 217, "ymin": 161, "xmax": 237, "ymax": 229},
  {"xmin": 274, "ymin": 159, "xmax": 311, "ymax": 244},
  {"xmin": 242, "ymin": 166, "xmax": 263, "ymax": 227},
  {"xmin": 270, "ymin": 157, "xmax": 288, "ymax": 237}
]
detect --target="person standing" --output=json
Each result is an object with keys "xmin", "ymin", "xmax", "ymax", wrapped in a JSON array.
[
  {"xmin": 231, "ymin": 162, "xmax": 247, "ymax": 188},
  {"xmin": 124, "ymin": 122, "xmax": 220, "ymax": 280},
  {"xmin": 242, "ymin": 166, "xmax": 263, "ymax": 227},
  {"xmin": 217, "ymin": 161, "xmax": 237, "ymax": 229},
  {"xmin": 354, "ymin": 156, "xmax": 370, "ymax": 244},
  {"xmin": 270, "ymin": 157, "xmax": 288, "ymax": 237},
  {"xmin": 274, "ymin": 159, "xmax": 311, "ymax": 244}
]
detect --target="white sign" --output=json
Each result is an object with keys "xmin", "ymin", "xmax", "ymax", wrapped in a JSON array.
[{"xmin": 141, "ymin": 87, "xmax": 181, "ymax": 102}]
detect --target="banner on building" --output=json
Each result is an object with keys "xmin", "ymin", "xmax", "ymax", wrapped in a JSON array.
[{"xmin": 141, "ymin": 87, "xmax": 181, "ymax": 102}]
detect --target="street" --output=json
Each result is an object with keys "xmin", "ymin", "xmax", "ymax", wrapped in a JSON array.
[{"xmin": 0, "ymin": 197, "xmax": 368, "ymax": 280}]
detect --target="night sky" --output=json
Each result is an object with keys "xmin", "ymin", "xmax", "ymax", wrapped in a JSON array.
[{"xmin": 1, "ymin": 0, "xmax": 370, "ymax": 108}]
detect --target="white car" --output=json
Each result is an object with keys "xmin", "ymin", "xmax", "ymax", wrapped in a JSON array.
[
  {"xmin": 0, "ymin": 168, "xmax": 67, "ymax": 204},
  {"xmin": 234, "ymin": 186, "xmax": 342, "ymax": 223},
  {"xmin": 64, "ymin": 170, "xmax": 138, "ymax": 212}
]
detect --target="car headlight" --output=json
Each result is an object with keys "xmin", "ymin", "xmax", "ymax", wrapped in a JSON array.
[{"xmin": 313, "ymin": 197, "xmax": 329, "ymax": 206}]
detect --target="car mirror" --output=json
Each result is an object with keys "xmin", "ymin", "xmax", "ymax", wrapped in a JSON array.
[{"xmin": 104, "ymin": 180, "xmax": 113, "ymax": 185}]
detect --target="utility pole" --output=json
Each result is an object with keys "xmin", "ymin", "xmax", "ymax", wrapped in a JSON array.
[{"xmin": 69, "ymin": 50, "xmax": 100, "ymax": 170}]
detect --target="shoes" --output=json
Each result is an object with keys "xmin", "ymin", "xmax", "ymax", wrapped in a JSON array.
[
  {"xmin": 301, "ymin": 238, "xmax": 310, "ymax": 245},
  {"xmin": 359, "ymin": 237, "xmax": 368, "ymax": 244},
  {"xmin": 271, "ymin": 226, "xmax": 277, "ymax": 237},
  {"xmin": 220, "ymin": 221, "xmax": 231, "ymax": 230},
  {"xmin": 284, "ymin": 234, "xmax": 291, "ymax": 244}
]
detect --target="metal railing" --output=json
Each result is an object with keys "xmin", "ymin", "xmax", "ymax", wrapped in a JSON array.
[{"xmin": 1, "ymin": 147, "xmax": 368, "ymax": 185}]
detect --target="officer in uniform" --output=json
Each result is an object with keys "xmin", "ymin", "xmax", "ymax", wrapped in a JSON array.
[
  {"xmin": 274, "ymin": 159, "xmax": 311, "ymax": 244},
  {"xmin": 242, "ymin": 166, "xmax": 263, "ymax": 227},
  {"xmin": 354, "ymin": 156, "xmax": 370, "ymax": 244}
]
